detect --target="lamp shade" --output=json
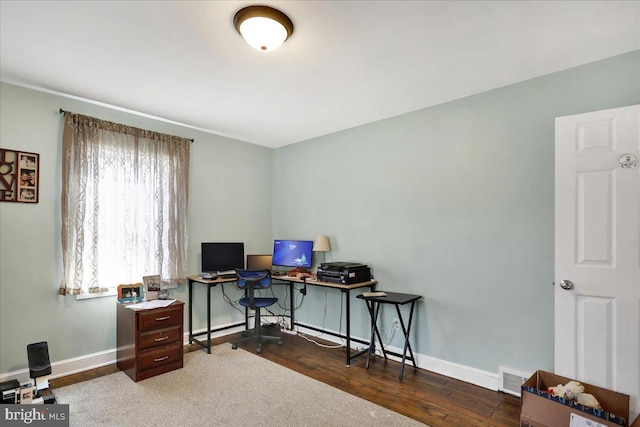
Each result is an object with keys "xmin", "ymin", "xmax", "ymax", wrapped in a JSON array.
[
  {"xmin": 233, "ymin": 5, "xmax": 294, "ymax": 52},
  {"xmin": 312, "ymin": 235, "xmax": 331, "ymax": 252}
]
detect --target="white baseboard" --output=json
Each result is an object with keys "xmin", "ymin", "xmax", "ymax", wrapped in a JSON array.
[
  {"xmin": 416, "ymin": 352, "xmax": 500, "ymax": 391},
  {"xmin": 294, "ymin": 323, "xmax": 500, "ymax": 391},
  {"xmin": 0, "ymin": 349, "xmax": 116, "ymax": 385},
  {"xmin": 0, "ymin": 322, "xmax": 245, "ymax": 385},
  {"xmin": 1, "ymin": 321, "xmax": 499, "ymax": 393}
]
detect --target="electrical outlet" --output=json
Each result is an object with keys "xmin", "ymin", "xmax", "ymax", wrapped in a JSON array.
[{"xmin": 392, "ymin": 319, "xmax": 400, "ymax": 330}]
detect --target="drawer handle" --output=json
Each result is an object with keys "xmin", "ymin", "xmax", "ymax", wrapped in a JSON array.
[
  {"xmin": 154, "ymin": 336, "xmax": 169, "ymax": 342},
  {"xmin": 155, "ymin": 316, "xmax": 170, "ymax": 321},
  {"xmin": 154, "ymin": 355, "xmax": 169, "ymax": 363}
]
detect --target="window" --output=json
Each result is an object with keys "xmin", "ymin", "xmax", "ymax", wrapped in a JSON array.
[{"xmin": 59, "ymin": 112, "xmax": 190, "ymax": 296}]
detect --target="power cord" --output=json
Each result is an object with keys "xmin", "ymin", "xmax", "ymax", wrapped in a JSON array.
[
  {"xmin": 270, "ymin": 282, "xmax": 305, "ymax": 311},
  {"xmin": 384, "ymin": 325, "xmax": 396, "ymax": 346},
  {"xmin": 296, "ymin": 331, "xmax": 344, "ymax": 349},
  {"xmin": 220, "ymin": 283, "xmax": 245, "ymax": 314}
]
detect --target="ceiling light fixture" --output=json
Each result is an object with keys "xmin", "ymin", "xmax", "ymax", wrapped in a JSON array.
[{"xmin": 233, "ymin": 5, "xmax": 294, "ymax": 52}]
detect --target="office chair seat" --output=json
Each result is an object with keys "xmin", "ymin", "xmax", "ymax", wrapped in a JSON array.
[
  {"xmin": 238, "ymin": 296, "xmax": 278, "ymax": 308},
  {"xmin": 232, "ymin": 269, "xmax": 283, "ymax": 354}
]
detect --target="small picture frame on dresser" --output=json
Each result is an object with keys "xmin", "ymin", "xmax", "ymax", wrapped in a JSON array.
[
  {"xmin": 142, "ymin": 274, "xmax": 161, "ymax": 300},
  {"xmin": 117, "ymin": 283, "xmax": 144, "ymax": 303}
]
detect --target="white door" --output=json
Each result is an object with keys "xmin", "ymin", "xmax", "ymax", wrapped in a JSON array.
[{"xmin": 555, "ymin": 104, "xmax": 640, "ymax": 420}]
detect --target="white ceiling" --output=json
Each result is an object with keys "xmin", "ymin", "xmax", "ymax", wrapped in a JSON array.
[{"xmin": 1, "ymin": 1, "xmax": 639, "ymax": 148}]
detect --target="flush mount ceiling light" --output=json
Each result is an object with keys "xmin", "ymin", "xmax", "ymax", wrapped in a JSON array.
[{"xmin": 233, "ymin": 5, "xmax": 294, "ymax": 52}]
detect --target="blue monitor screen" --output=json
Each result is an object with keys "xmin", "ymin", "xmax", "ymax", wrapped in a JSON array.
[{"xmin": 272, "ymin": 240, "xmax": 313, "ymax": 268}]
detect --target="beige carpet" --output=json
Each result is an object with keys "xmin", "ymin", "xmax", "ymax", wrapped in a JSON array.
[{"xmin": 54, "ymin": 344, "xmax": 425, "ymax": 426}]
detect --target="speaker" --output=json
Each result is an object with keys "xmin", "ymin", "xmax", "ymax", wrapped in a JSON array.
[{"xmin": 27, "ymin": 341, "xmax": 51, "ymax": 379}]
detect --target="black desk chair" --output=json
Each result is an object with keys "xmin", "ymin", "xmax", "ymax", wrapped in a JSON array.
[{"xmin": 232, "ymin": 269, "xmax": 283, "ymax": 354}]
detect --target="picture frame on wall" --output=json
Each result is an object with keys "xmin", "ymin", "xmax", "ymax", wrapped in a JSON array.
[{"xmin": 0, "ymin": 149, "xmax": 40, "ymax": 204}]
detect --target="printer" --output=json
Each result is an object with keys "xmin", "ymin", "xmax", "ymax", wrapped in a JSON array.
[{"xmin": 316, "ymin": 262, "xmax": 371, "ymax": 284}]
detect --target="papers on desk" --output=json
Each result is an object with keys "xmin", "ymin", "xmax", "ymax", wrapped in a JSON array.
[
  {"xmin": 125, "ymin": 299, "xmax": 176, "ymax": 310},
  {"xmin": 361, "ymin": 291, "xmax": 387, "ymax": 297}
]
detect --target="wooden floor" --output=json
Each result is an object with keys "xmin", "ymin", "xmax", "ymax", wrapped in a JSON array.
[{"xmin": 51, "ymin": 331, "xmax": 521, "ymax": 426}]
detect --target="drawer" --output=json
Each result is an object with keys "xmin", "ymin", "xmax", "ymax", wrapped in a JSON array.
[
  {"xmin": 138, "ymin": 305, "xmax": 182, "ymax": 332},
  {"xmin": 138, "ymin": 326, "xmax": 181, "ymax": 351},
  {"xmin": 138, "ymin": 342, "xmax": 182, "ymax": 372}
]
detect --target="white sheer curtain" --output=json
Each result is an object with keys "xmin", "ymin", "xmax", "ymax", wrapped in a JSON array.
[{"xmin": 59, "ymin": 112, "xmax": 190, "ymax": 295}]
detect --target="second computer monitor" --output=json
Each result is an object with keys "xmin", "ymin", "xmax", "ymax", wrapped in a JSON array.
[
  {"xmin": 246, "ymin": 254, "xmax": 273, "ymax": 271},
  {"xmin": 272, "ymin": 239, "xmax": 313, "ymax": 269},
  {"xmin": 201, "ymin": 242, "xmax": 244, "ymax": 273}
]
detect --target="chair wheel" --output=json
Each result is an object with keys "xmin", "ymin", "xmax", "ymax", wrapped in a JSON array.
[
  {"xmin": 232, "ymin": 344, "xmax": 238, "ymax": 350},
  {"xmin": 278, "ymin": 340, "xmax": 283, "ymax": 346},
  {"xmin": 256, "ymin": 346, "xmax": 262, "ymax": 354}
]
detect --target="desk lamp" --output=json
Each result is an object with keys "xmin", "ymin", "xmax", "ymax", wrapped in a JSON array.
[{"xmin": 312, "ymin": 235, "xmax": 331, "ymax": 269}]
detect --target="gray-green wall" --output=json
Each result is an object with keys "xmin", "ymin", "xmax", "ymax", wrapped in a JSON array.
[
  {"xmin": 0, "ymin": 82, "xmax": 272, "ymax": 374},
  {"xmin": 1, "ymin": 50, "xmax": 639, "ymax": 382},
  {"xmin": 272, "ymin": 50, "xmax": 640, "ymax": 375}
]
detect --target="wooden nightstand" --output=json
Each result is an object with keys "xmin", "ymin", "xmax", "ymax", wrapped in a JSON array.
[{"xmin": 116, "ymin": 301, "xmax": 184, "ymax": 382}]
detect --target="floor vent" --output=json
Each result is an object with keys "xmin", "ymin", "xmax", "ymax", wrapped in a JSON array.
[{"xmin": 499, "ymin": 367, "xmax": 530, "ymax": 397}]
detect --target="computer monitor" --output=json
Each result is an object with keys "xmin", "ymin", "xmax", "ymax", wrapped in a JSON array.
[
  {"xmin": 272, "ymin": 240, "xmax": 313, "ymax": 269},
  {"xmin": 201, "ymin": 242, "xmax": 244, "ymax": 273},
  {"xmin": 246, "ymin": 254, "xmax": 273, "ymax": 271}
]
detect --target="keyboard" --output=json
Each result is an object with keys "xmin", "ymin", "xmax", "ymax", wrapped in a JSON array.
[{"xmin": 217, "ymin": 270, "xmax": 236, "ymax": 277}]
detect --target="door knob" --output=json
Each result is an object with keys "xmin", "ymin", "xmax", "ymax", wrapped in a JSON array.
[
  {"xmin": 619, "ymin": 153, "xmax": 637, "ymax": 169},
  {"xmin": 559, "ymin": 280, "xmax": 574, "ymax": 290}
]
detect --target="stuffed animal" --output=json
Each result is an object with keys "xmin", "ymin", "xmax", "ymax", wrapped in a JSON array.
[
  {"xmin": 548, "ymin": 384, "xmax": 568, "ymax": 398},
  {"xmin": 564, "ymin": 381, "xmax": 585, "ymax": 400},
  {"xmin": 547, "ymin": 380, "xmax": 601, "ymax": 410},
  {"xmin": 549, "ymin": 380, "xmax": 585, "ymax": 399},
  {"xmin": 576, "ymin": 393, "xmax": 602, "ymax": 410}
]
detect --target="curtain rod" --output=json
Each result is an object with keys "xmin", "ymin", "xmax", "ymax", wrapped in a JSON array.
[{"xmin": 59, "ymin": 108, "xmax": 195, "ymax": 143}]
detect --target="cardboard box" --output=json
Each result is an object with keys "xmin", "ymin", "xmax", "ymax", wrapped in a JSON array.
[{"xmin": 521, "ymin": 370, "xmax": 631, "ymax": 427}]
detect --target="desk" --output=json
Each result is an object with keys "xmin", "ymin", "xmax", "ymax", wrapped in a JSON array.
[
  {"xmin": 357, "ymin": 292, "xmax": 421, "ymax": 379},
  {"xmin": 187, "ymin": 275, "xmax": 243, "ymax": 354},
  {"xmin": 188, "ymin": 274, "xmax": 377, "ymax": 364},
  {"xmin": 274, "ymin": 275, "xmax": 377, "ymax": 366}
]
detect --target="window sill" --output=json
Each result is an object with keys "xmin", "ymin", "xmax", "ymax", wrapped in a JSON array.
[{"xmin": 75, "ymin": 289, "xmax": 117, "ymax": 300}]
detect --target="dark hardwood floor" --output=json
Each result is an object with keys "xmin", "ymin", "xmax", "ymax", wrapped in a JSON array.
[{"xmin": 50, "ymin": 331, "xmax": 521, "ymax": 426}]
